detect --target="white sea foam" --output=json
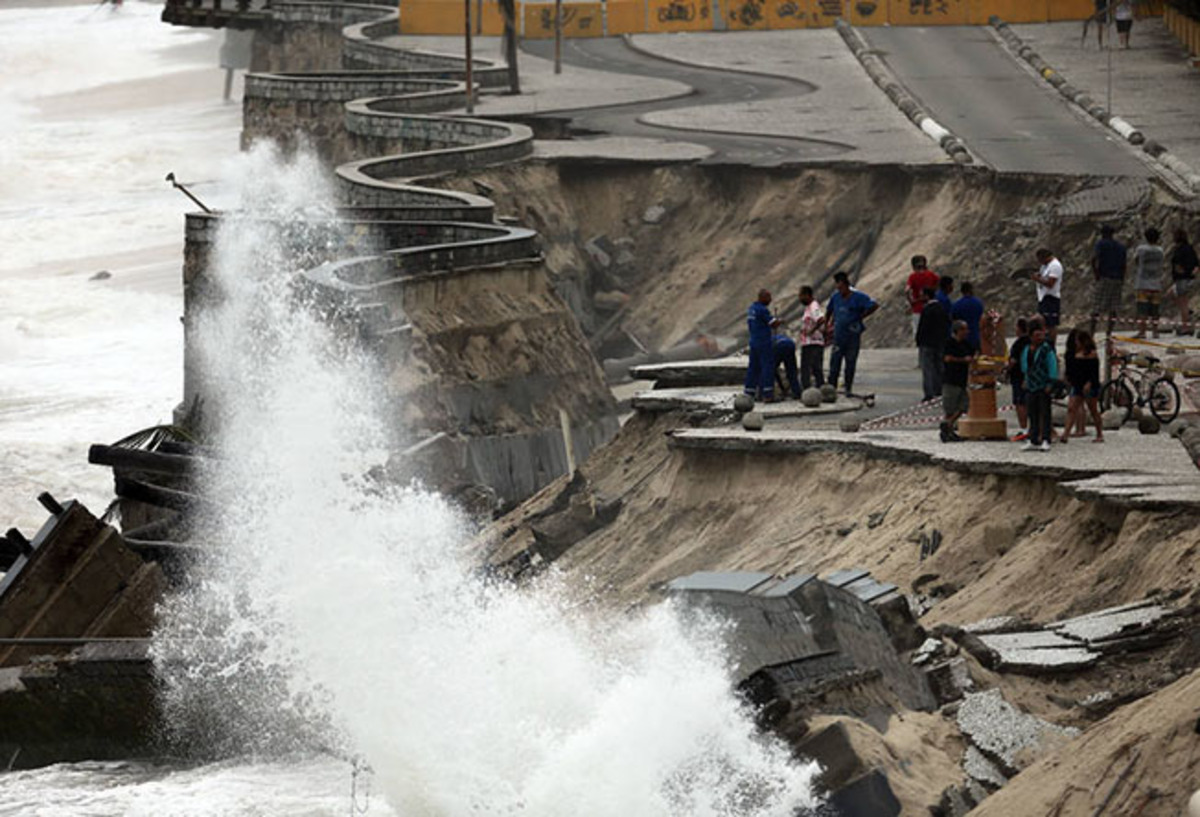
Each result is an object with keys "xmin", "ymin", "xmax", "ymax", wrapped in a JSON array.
[{"xmin": 148, "ymin": 145, "xmax": 819, "ymax": 816}]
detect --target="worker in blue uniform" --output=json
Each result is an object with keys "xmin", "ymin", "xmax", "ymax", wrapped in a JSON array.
[
  {"xmin": 773, "ymin": 333, "xmax": 802, "ymax": 400},
  {"xmin": 744, "ymin": 289, "xmax": 779, "ymax": 402},
  {"xmin": 826, "ymin": 271, "xmax": 879, "ymax": 397}
]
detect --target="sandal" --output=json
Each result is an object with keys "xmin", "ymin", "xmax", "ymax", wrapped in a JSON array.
[{"xmin": 1093, "ymin": 436, "xmax": 1105, "ymax": 443}]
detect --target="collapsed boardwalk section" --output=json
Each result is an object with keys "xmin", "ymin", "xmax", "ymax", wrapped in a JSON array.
[{"xmin": 185, "ymin": 0, "xmax": 617, "ymax": 504}]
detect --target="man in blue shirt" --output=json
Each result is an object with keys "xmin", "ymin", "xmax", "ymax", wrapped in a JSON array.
[
  {"xmin": 1090, "ymin": 225, "xmax": 1127, "ymax": 335},
  {"xmin": 935, "ymin": 275, "xmax": 955, "ymax": 314},
  {"xmin": 950, "ymin": 281, "xmax": 984, "ymax": 350},
  {"xmin": 744, "ymin": 289, "xmax": 779, "ymax": 402},
  {"xmin": 825, "ymin": 272, "xmax": 878, "ymax": 397}
]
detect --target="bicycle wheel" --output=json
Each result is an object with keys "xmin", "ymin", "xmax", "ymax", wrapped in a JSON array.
[
  {"xmin": 1099, "ymin": 379, "xmax": 1134, "ymax": 426},
  {"xmin": 1149, "ymin": 377, "xmax": 1180, "ymax": 424}
]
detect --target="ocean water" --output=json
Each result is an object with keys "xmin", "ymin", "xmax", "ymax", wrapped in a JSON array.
[
  {"xmin": 0, "ymin": 6, "xmax": 819, "ymax": 814},
  {"xmin": 0, "ymin": 0, "xmax": 240, "ymax": 532}
]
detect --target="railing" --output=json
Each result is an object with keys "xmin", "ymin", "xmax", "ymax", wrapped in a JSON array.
[{"xmin": 161, "ymin": 0, "xmax": 269, "ymax": 29}]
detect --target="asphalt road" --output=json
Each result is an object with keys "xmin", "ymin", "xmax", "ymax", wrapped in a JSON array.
[
  {"xmin": 521, "ymin": 37, "xmax": 854, "ymax": 166},
  {"xmin": 862, "ymin": 26, "xmax": 1150, "ymax": 176}
]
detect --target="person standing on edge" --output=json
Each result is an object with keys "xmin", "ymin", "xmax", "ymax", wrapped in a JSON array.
[
  {"xmin": 1133, "ymin": 227, "xmax": 1165, "ymax": 339},
  {"xmin": 1022, "ymin": 322, "xmax": 1058, "ymax": 452},
  {"xmin": 906, "ymin": 255, "xmax": 939, "ymax": 339},
  {"xmin": 1090, "ymin": 225, "xmax": 1127, "ymax": 336},
  {"xmin": 950, "ymin": 281, "xmax": 984, "ymax": 350},
  {"xmin": 916, "ymin": 287, "xmax": 948, "ymax": 402},
  {"xmin": 797, "ymin": 285, "xmax": 827, "ymax": 391},
  {"xmin": 826, "ymin": 272, "xmax": 878, "ymax": 397},
  {"xmin": 744, "ymin": 289, "xmax": 779, "ymax": 402},
  {"xmin": 1007, "ymin": 318, "xmax": 1031, "ymax": 441},
  {"xmin": 940, "ymin": 320, "xmax": 975, "ymax": 443},
  {"xmin": 1031, "ymin": 249, "xmax": 1063, "ymax": 345},
  {"xmin": 1061, "ymin": 329, "xmax": 1105, "ymax": 444},
  {"xmin": 1169, "ymin": 228, "xmax": 1199, "ymax": 335}
]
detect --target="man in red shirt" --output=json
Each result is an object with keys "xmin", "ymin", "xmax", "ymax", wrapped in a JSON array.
[{"xmin": 906, "ymin": 255, "xmax": 940, "ymax": 338}]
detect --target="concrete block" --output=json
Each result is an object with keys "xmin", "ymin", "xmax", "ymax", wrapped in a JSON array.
[
  {"xmin": 1138, "ymin": 415, "xmax": 1161, "ymax": 435},
  {"xmin": 957, "ymin": 689, "xmax": 1079, "ymax": 776},
  {"xmin": 801, "ymin": 387, "xmax": 823, "ymax": 407},
  {"xmin": 827, "ymin": 769, "xmax": 901, "ymax": 817},
  {"xmin": 925, "ymin": 657, "xmax": 972, "ymax": 706},
  {"xmin": 733, "ymin": 393, "xmax": 755, "ymax": 413},
  {"xmin": 742, "ymin": 411, "xmax": 765, "ymax": 431},
  {"xmin": 963, "ymin": 744, "xmax": 1008, "ymax": 790},
  {"xmin": 839, "ymin": 417, "xmax": 862, "ymax": 433}
]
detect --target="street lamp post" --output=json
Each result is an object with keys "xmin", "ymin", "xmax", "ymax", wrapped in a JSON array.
[{"xmin": 464, "ymin": 0, "xmax": 474, "ymax": 114}]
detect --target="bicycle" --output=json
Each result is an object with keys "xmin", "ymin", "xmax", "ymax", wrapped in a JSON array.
[{"xmin": 1098, "ymin": 351, "xmax": 1180, "ymax": 425}]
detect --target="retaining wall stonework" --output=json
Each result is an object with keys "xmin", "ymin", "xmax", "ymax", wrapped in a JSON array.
[{"xmin": 187, "ymin": 1, "xmax": 610, "ymax": 502}]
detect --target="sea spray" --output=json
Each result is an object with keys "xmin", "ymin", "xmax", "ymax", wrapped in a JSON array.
[{"xmin": 154, "ymin": 145, "xmax": 819, "ymax": 815}]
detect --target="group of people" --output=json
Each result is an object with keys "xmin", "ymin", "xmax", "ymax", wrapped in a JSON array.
[
  {"xmin": 743, "ymin": 273, "xmax": 878, "ymax": 403},
  {"xmin": 741, "ymin": 226, "xmax": 1197, "ymax": 446},
  {"xmin": 1089, "ymin": 225, "xmax": 1199, "ymax": 339}
]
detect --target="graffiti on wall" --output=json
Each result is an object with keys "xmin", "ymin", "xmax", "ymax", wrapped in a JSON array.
[
  {"xmin": 908, "ymin": 0, "xmax": 950, "ymax": 14},
  {"xmin": 657, "ymin": 0, "xmax": 709, "ymax": 22},
  {"xmin": 525, "ymin": 1, "xmax": 601, "ymax": 36}
]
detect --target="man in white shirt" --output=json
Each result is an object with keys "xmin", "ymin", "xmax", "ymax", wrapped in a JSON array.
[{"xmin": 1031, "ymin": 248, "xmax": 1064, "ymax": 344}]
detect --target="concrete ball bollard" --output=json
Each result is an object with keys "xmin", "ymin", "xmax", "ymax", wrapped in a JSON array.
[
  {"xmin": 820, "ymin": 384, "xmax": 838, "ymax": 403},
  {"xmin": 801, "ymin": 387, "xmax": 823, "ymax": 408},
  {"xmin": 1138, "ymin": 415, "xmax": 1161, "ymax": 435},
  {"xmin": 733, "ymin": 393, "xmax": 755, "ymax": 413},
  {"xmin": 1189, "ymin": 789, "xmax": 1200, "ymax": 817},
  {"xmin": 1101, "ymin": 409, "xmax": 1125, "ymax": 430},
  {"xmin": 839, "ymin": 417, "xmax": 861, "ymax": 433},
  {"xmin": 742, "ymin": 411, "xmax": 765, "ymax": 432}
]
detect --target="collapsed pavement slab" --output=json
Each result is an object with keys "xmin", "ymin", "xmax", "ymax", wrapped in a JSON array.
[{"xmin": 956, "ymin": 689, "xmax": 1079, "ymax": 777}]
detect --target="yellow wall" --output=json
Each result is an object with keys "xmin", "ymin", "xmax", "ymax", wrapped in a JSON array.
[
  {"xmin": 1165, "ymin": 4, "xmax": 1199, "ymax": 56},
  {"xmin": 396, "ymin": 0, "xmax": 1161, "ymax": 35},
  {"xmin": 522, "ymin": 1, "xmax": 604, "ymax": 36},
  {"xmin": 606, "ymin": 0, "xmax": 645, "ymax": 31},
  {"xmin": 401, "ymin": 0, "xmax": 505, "ymax": 34}
]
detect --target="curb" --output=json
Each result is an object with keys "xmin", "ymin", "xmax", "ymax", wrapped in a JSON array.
[
  {"xmin": 834, "ymin": 19, "xmax": 973, "ymax": 165},
  {"xmin": 989, "ymin": 16, "xmax": 1200, "ymax": 196}
]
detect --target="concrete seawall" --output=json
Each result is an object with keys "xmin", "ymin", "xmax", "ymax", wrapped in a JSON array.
[{"xmin": 186, "ymin": 2, "xmax": 619, "ymax": 505}]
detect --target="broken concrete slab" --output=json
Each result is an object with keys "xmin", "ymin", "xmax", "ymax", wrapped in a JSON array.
[
  {"xmin": 825, "ymin": 567, "xmax": 871, "ymax": 588},
  {"xmin": 956, "ymin": 689, "xmax": 1079, "ymax": 777},
  {"xmin": 977, "ymin": 630, "xmax": 1081, "ymax": 652},
  {"xmin": 963, "ymin": 744, "xmax": 1009, "ymax": 790},
  {"xmin": 987, "ymin": 646, "xmax": 1099, "ymax": 674},
  {"xmin": 1050, "ymin": 603, "xmax": 1173, "ymax": 645},
  {"xmin": 963, "ymin": 616, "xmax": 1027, "ymax": 635}
]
